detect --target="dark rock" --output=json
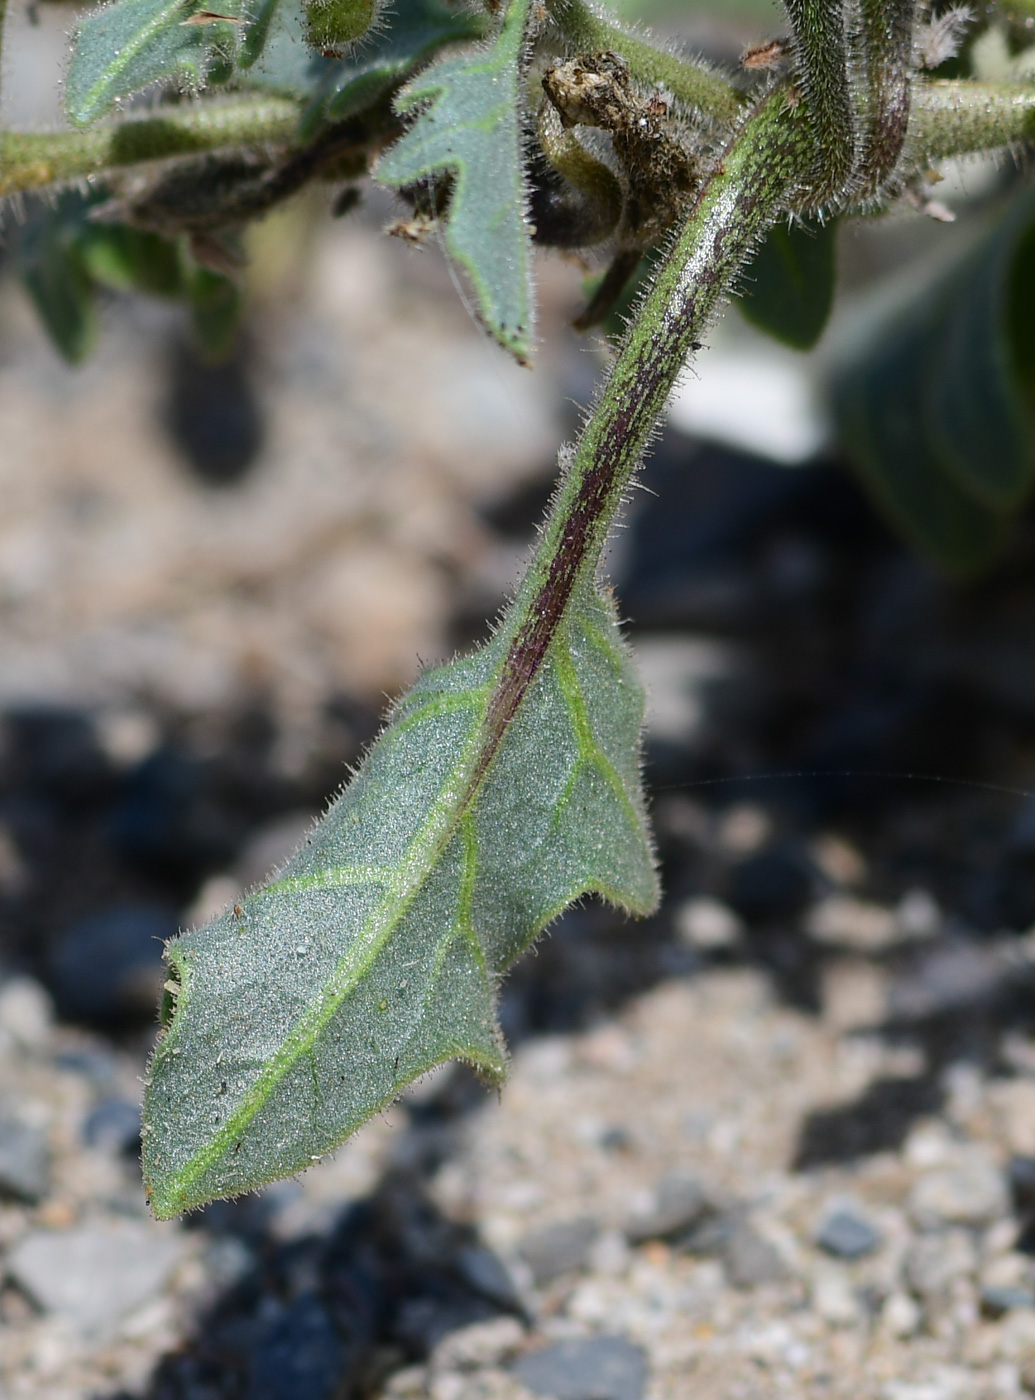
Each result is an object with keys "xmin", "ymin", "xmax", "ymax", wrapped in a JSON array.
[
  {"xmin": 625, "ymin": 1172, "xmax": 709, "ymax": 1244},
  {"xmin": 0, "ymin": 1107, "xmax": 49, "ymax": 1202},
  {"xmin": 1010, "ymin": 1155, "xmax": 1035, "ymax": 1214},
  {"xmin": 248, "ymin": 1295, "xmax": 345, "ymax": 1400},
  {"xmin": 675, "ymin": 1212, "xmax": 733, "ymax": 1258},
  {"xmin": 724, "ymin": 1222, "xmax": 788, "ymax": 1288},
  {"xmin": 456, "ymin": 1245, "xmax": 524, "ymax": 1310},
  {"xmin": 82, "ymin": 1098, "xmax": 142, "ymax": 1155},
  {"xmin": 47, "ymin": 903, "xmax": 177, "ymax": 1023},
  {"xmin": 726, "ymin": 842, "xmax": 814, "ymax": 921},
  {"xmin": 815, "ymin": 1208, "xmax": 881, "ymax": 1260},
  {"xmin": 513, "ymin": 1336, "xmax": 648, "ymax": 1400},
  {"xmin": 517, "ymin": 1216, "xmax": 599, "ymax": 1286}
]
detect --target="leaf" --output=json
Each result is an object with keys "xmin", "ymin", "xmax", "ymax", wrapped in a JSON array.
[
  {"xmin": 17, "ymin": 194, "xmax": 99, "ymax": 364},
  {"xmin": 78, "ymin": 224, "xmax": 185, "ymax": 297},
  {"xmin": 67, "ymin": 0, "xmax": 245, "ymax": 126},
  {"xmin": 833, "ymin": 281, "xmax": 1007, "ymax": 575},
  {"xmin": 738, "ymin": 216, "xmax": 837, "ymax": 351},
  {"xmin": 142, "ymin": 576, "xmax": 656, "ymax": 1218},
  {"xmin": 924, "ymin": 185, "xmax": 1035, "ymax": 510},
  {"xmin": 374, "ymin": 0, "xmax": 535, "ymax": 361},
  {"xmin": 301, "ymin": 0, "xmax": 485, "ymax": 131},
  {"xmin": 186, "ymin": 264, "xmax": 244, "ymax": 361}
]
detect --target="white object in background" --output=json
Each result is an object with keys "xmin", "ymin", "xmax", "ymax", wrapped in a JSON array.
[{"xmin": 668, "ymin": 347, "xmax": 831, "ymax": 465}]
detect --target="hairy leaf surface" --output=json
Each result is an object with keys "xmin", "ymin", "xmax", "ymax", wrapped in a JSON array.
[
  {"xmin": 143, "ymin": 575, "xmax": 656, "ymax": 1218},
  {"xmin": 67, "ymin": 0, "xmax": 246, "ymax": 126},
  {"xmin": 374, "ymin": 0, "xmax": 535, "ymax": 361}
]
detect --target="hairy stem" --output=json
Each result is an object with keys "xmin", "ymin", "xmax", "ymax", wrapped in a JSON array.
[
  {"xmin": 547, "ymin": 0, "xmax": 745, "ymax": 126},
  {"xmin": 0, "ymin": 96, "xmax": 301, "ymax": 196},
  {"xmin": 784, "ymin": 0, "xmax": 855, "ymax": 206},
  {"xmin": 908, "ymin": 79, "xmax": 1035, "ymax": 161},
  {"xmin": 857, "ymin": 0, "xmax": 914, "ymax": 196},
  {"xmin": 483, "ymin": 89, "xmax": 812, "ymax": 761}
]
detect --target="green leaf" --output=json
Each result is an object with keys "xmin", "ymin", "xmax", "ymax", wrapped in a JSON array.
[
  {"xmin": 17, "ymin": 194, "xmax": 99, "ymax": 364},
  {"xmin": 833, "ymin": 284, "xmax": 1007, "ymax": 575},
  {"xmin": 738, "ymin": 216, "xmax": 837, "ymax": 351},
  {"xmin": 142, "ymin": 576, "xmax": 656, "ymax": 1218},
  {"xmin": 186, "ymin": 264, "xmax": 244, "ymax": 361},
  {"xmin": 301, "ymin": 0, "xmax": 485, "ymax": 131},
  {"xmin": 78, "ymin": 224, "xmax": 184, "ymax": 297},
  {"xmin": 66, "ymin": 0, "xmax": 245, "ymax": 127},
  {"xmin": 924, "ymin": 185, "xmax": 1035, "ymax": 510},
  {"xmin": 374, "ymin": 0, "xmax": 535, "ymax": 361}
]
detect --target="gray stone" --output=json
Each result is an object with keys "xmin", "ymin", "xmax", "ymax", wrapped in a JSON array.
[
  {"xmin": 0, "ymin": 1107, "xmax": 49, "ymax": 1202},
  {"xmin": 903, "ymin": 1231, "xmax": 976, "ymax": 1300},
  {"xmin": 7, "ymin": 1220, "xmax": 184, "ymax": 1332},
  {"xmin": 512, "ymin": 1336, "xmax": 647, "ymax": 1400},
  {"xmin": 909, "ymin": 1160, "xmax": 1008, "ymax": 1229},
  {"xmin": 815, "ymin": 1208, "xmax": 881, "ymax": 1260},
  {"xmin": 517, "ymin": 1217, "xmax": 599, "ymax": 1286},
  {"xmin": 724, "ymin": 1222, "xmax": 788, "ymax": 1289},
  {"xmin": 625, "ymin": 1173, "xmax": 708, "ymax": 1244}
]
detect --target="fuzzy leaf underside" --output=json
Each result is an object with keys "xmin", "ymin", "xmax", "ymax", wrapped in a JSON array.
[
  {"xmin": 374, "ymin": 0, "xmax": 535, "ymax": 360},
  {"xmin": 143, "ymin": 576, "xmax": 657, "ymax": 1218},
  {"xmin": 67, "ymin": 0, "xmax": 245, "ymax": 127}
]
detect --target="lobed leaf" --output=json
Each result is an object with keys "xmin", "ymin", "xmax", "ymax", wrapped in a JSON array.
[
  {"xmin": 374, "ymin": 0, "xmax": 535, "ymax": 361},
  {"xmin": 67, "ymin": 0, "xmax": 246, "ymax": 126},
  {"xmin": 143, "ymin": 575, "xmax": 656, "ymax": 1218}
]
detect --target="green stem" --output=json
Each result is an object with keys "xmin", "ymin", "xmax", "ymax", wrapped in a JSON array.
[
  {"xmin": 784, "ymin": 0, "xmax": 855, "ymax": 206},
  {"xmin": 482, "ymin": 89, "xmax": 812, "ymax": 757},
  {"xmin": 547, "ymin": 0, "xmax": 744, "ymax": 126},
  {"xmin": 0, "ymin": 96, "xmax": 301, "ymax": 196},
  {"xmin": 908, "ymin": 79, "xmax": 1035, "ymax": 162},
  {"xmin": 857, "ymin": 0, "xmax": 914, "ymax": 196}
]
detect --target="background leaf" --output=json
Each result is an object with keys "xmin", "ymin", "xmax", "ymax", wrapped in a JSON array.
[
  {"xmin": 67, "ymin": 0, "xmax": 246, "ymax": 126},
  {"xmin": 142, "ymin": 576, "xmax": 656, "ymax": 1218},
  {"xmin": 16, "ymin": 194, "xmax": 99, "ymax": 364},
  {"xmin": 738, "ymin": 216, "xmax": 838, "ymax": 350},
  {"xmin": 374, "ymin": 0, "xmax": 535, "ymax": 361},
  {"xmin": 301, "ymin": 0, "xmax": 485, "ymax": 131},
  {"xmin": 833, "ymin": 182, "xmax": 1035, "ymax": 570}
]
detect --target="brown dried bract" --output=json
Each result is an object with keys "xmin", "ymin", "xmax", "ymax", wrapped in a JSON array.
[
  {"xmin": 541, "ymin": 51, "xmax": 698, "ymax": 253},
  {"xmin": 740, "ymin": 37, "xmax": 791, "ymax": 70}
]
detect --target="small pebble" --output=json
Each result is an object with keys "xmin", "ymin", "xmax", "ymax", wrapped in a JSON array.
[
  {"xmin": 517, "ymin": 1217, "xmax": 599, "ymax": 1286},
  {"xmin": 0, "ymin": 1106, "xmax": 49, "ymax": 1203},
  {"xmin": 882, "ymin": 1291, "xmax": 923, "ymax": 1338},
  {"xmin": 723, "ymin": 1221, "xmax": 788, "ymax": 1289},
  {"xmin": 812, "ymin": 1268, "xmax": 863, "ymax": 1326},
  {"xmin": 815, "ymin": 1207, "xmax": 881, "ymax": 1259},
  {"xmin": 512, "ymin": 1336, "xmax": 647, "ymax": 1400},
  {"xmin": 910, "ymin": 1160, "xmax": 1009, "ymax": 1229},
  {"xmin": 0, "ymin": 977, "xmax": 53, "ymax": 1052},
  {"xmin": 248, "ymin": 1294, "xmax": 345, "ymax": 1400},
  {"xmin": 674, "ymin": 896, "xmax": 743, "ymax": 952},
  {"xmin": 625, "ymin": 1172, "xmax": 708, "ymax": 1244},
  {"xmin": 904, "ymin": 1231, "xmax": 977, "ymax": 1299},
  {"xmin": 431, "ymin": 1317, "xmax": 526, "ymax": 1372}
]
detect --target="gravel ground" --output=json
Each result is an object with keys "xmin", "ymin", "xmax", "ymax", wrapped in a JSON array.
[{"xmin": 4, "ymin": 196, "xmax": 1035, "ymax": 1400}]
